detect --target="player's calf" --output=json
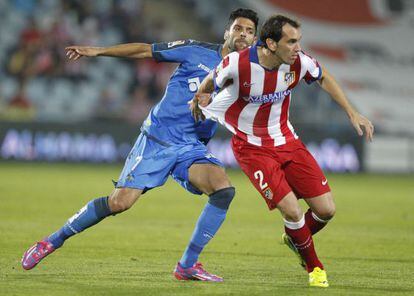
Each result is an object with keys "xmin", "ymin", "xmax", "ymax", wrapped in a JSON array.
[
  {"xmin": 178, "ymin": 187, "xmax": 235, "ymax": 270},
  {"xmin": 283, "ymin": 215, "xmax": 324, "ymax": 273},
  {"xmin": 22, "ymin": 196, "xmax": 113, "ymax": 270}
]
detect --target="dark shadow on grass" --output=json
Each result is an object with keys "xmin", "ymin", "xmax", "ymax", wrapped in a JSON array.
[
  {"xmin": 132, "ymin": 248, "xmax": 288, "ymax": 259},
  {"xmin": 130, "ymin": 248, "xmax": 414, "ymax": 265},
  {"xmin": 328, "ymin": 256, "xmax": 414, "ymax": 264},
  {"xmin": 334, "ymin": 284, "xmax": 414, "ymax": 293}
]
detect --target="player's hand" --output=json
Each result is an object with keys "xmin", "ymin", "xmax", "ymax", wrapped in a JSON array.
[
  {"xmin": 189, "ymin": 93, "xmax": 211, "ymax": 121},
  {"xmin": 349, "ymin": 112, "xmax": 374, "ymax": 142},
  {"xmin": 65, "ymin": 46, "xmax": 102, "ymax": 61}
]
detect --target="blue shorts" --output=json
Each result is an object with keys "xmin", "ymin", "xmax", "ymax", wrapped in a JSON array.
[{"xmin": 116, "ymin": 132, "xmax": 223, "ymax": 195}]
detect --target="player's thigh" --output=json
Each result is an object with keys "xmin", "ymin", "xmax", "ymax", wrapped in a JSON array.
[
  {"xmin": 231, "ymin": 138, "xmax": 291, "ymax": 210},
  {"xmin": 188, "ymin": 163, "xmax": 231, "ymax": 195},
  {"xmin": 284, "ymin": 140, "xmax": 331, "ymax": 199},
  {"xmin": 304, "ymin": 191, "xmax": 336, "ymax": 220},
  {"xmin": 116, "ymin": 133, "xmax": 177, "ymax": 191},
  {"xmin": 171, "ymin": 143, "xmax": 228, "ymax": 195}
]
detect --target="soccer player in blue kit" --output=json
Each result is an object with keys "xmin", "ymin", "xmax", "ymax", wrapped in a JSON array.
[{"xmin": 21, "ymin": 8, "xmax": 259, "ymax": 282}]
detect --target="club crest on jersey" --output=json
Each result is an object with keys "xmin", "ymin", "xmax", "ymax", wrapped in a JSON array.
[
  {"xmin": 284, "ymin": 72, "xmax": 295, "ymax": 86},
  {"xmin": 167, "ymin": 40, "xmax": 186, "ymax": 48},
  {"xmin": 263, "ymin": 187, "xmax": 273, "ymax": 200}
]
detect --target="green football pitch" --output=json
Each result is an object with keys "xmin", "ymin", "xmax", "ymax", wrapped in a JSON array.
[{"xmin": 0, "ymin": 162, "xmax": 413, "ymax": 295}]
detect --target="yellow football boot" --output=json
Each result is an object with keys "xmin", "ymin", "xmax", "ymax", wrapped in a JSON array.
[{"xmin": 309, "ymin": 267, "xmax": 329, "ymax": 288}]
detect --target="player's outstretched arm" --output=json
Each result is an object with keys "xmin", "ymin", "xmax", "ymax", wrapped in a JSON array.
[
  {"xmin": 190, "ymin": 72, "xmax": 214, "ymax": 121},
  {"xmin": 65, "ymin": 43, "xmax": 152, "ymax": 61},
  {"xmin": 318, "ymin": 65, "xmax": 374, "ymax": 142}
]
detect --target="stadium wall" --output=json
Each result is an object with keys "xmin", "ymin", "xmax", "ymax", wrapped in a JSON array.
[
  {"xmin": 0, "ymin": 122, "xmax": 363, "ymax": 173},
  {"xmin": 365, "ymin": 136, "xmax": 414, "ymax": 173}
]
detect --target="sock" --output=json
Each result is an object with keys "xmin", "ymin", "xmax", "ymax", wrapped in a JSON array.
[
  {"xmin": 305, "ymin": 209, "xmax": 329, "ymax": 235},
  {"xmin": 179, "ymin": 203, "xmax": 227, "ymax": 268},
  {"xmin": 284, "ymin": 215, "xmax": 324, "ymax": 272},
  {"xmin": 48, "ymin": 197, "xmax": 112, "ymax": 248}
]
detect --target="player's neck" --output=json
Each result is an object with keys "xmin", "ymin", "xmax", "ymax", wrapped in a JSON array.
[
  {"xmin": 257, "ymin": 46, "xmax": 283, "ymax": 70},
  {"xmin": 221, "ymin": 44, "xmax": 231, "ymax": 57}
]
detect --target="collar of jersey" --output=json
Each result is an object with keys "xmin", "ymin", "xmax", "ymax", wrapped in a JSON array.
[{"xmin": 249, "ymin": 42, "xmax": 279, "ymax": 72}]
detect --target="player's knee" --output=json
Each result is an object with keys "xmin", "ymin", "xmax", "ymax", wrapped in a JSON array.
[
  {"xmin": 283, "ymin": 207, "xmax": 304, "ymax": 222},
  {"xmin": 208, "ymin": 187, "xmax": 235, "ymax": 210},
  {"xmin": 108, "ymin": 196, "xmax": 130, "ymax": 213},
  {"xmin": 277, "ymin": 193, "xmax": 303, "ymax": 222},
  {"xmin": 315, "ymin": 192, "xmax": 336, "ymax": 220},
  {"xmin": 315, "ymin": 204, "xmax": 336, "ymax": 221},
  {"xmin": 108, "ymin": 189, "xmax": 139, "ymax": 213}
]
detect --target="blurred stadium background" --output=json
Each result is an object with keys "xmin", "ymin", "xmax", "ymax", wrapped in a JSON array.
[{"xmin": 1, "ymin": 0, "xmax": 413, "ymax": 173}]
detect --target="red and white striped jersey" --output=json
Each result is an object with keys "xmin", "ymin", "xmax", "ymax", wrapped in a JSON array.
[{"xmin": 201, "ymin": 44, "xmax": 322, "ymax": 147}]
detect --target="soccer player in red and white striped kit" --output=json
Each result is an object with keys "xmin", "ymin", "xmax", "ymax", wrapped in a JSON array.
[{"xmin": 191, "ymin": 14, "xmax": 374, "ymax": 287}]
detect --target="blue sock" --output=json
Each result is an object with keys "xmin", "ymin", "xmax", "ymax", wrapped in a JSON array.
[
  {"xmin": 48, "ymin": 197, "xmax": 112, "ymax": 248},
  {"xmin": 180, "ymin": 203, "xmax": 227, "ymax": 268}
]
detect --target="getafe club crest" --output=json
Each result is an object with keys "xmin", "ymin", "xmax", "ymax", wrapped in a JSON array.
[
  {"xmin": 284, "ymin": 71, "xmax": 295, "ymax": 86},
  {"xmin": 263, "ymin": 187, "xmax": 273, "ymax": 200}
]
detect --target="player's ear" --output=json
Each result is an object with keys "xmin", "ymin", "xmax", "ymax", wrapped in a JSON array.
[
  {"xmin": 224, "ymin": 30, "xmax": 229, "ymax": 41},
  {"xmin": 266, "ymin": 38, "xmax": 277, "ymax": 51}
]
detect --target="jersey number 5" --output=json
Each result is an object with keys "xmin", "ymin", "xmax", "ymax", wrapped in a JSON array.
[
  {"xmin": 254, "ymin": 170, "xmax": 268, "ymax": 190},
  {"xmin": 188, "ymin": 77, "xmax": 201, "ymax": 92}
]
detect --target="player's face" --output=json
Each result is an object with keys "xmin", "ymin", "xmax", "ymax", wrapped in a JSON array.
[
  {"xmin": 275, "ymin": 24, "xmax": 302, "ymax": 64},
  {"xmin": 225, "ymin": 17, "xmax": 256, "ymax": 52}
]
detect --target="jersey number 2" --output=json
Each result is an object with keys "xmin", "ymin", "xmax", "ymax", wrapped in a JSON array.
[
  {"xmin": 188, "ymin": 77, "xmax": 201, "ymax": 92},
  {"xmin": 254, "ymin": 170, "xmax": 268, "ymax": 190}
]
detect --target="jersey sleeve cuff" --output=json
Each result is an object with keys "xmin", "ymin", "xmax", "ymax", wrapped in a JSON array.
[
  {"xmin": 151, "ymin": 43, "xmax": 164, "ymax": 62},
  {"xmin": 213, "ymin": 70, "xmax": 221, "ymax": 90},
  {"xmin": 305, "ymin": 67, "xmax": 323, "ymax": 84}
]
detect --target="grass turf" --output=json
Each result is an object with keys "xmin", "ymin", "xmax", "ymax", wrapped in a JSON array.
[{"xmin": 0, "ymin": 162, "xmax": 413, "ymax": 295}]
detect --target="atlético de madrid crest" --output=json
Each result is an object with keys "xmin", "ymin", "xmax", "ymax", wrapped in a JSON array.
[
  {"xmin": 284, "ymin": 71, "xmax": 295, "ymax": 86},
  {"xmin": 263, "ymin": 187, "xmax": 273, "ymax": 200}
]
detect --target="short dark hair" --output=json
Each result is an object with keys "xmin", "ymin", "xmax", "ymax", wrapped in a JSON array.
[
  {"xmin": 260, "ymin": 14, "xmax": 301, "ymax": 44},
  {"xmin": 227, "ymin": 8, "xmax": 259, "ymax": 32}
]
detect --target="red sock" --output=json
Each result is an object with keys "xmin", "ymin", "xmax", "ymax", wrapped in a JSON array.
[
  {"xmin": 284, "ymin": 218, "xmax": 324, "ymax": 272},
  {"xmin": 305, "ymin": 209, "xmax": 328, "ymax": 235}
]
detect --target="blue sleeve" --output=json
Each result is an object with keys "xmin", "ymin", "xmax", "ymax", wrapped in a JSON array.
[{"xmin": 151, "ymin": 39, "xmax": 196, "ymax": 63}]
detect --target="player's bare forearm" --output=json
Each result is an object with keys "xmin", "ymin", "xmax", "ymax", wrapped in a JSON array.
[
  {"xmin": 66, "ymin": 43, "xmax": 152, "ymax": 61},
  {"xmin": 97, "ymin": 43, "xmax": 152, "ymax": 58},
  {"xmin": 318, "ymin": 65, "xmax": 374, "ymax": 141},
  {"xmin": 190, "ymin": 73, "xmax": 214, "ymax": 121},
  {"xmin": 196, "ymin": 72, "xmax": 215, "ymax": 96},
  {"xmin": 318, "ymin": 66, "xmax": 356, "ymax": 117}
]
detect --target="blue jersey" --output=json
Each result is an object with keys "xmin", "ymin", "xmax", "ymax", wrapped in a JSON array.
[{"xmin": 142, "ymin": 39, "xmax": 223, "ymax": 145}]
